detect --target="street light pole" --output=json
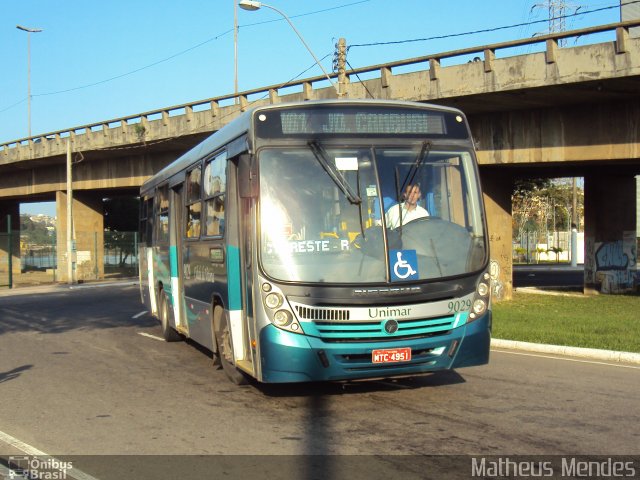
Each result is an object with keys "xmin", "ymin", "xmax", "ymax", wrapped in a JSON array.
[
  {"xmin": 234, "ymin": 0, "xmax": 239, "ymax": 101},
  {"xmin": 238, "ymin": 0, "xmax": 340, "ymax": 96},
  {"xmin": 16, "ymin": 25, "xmax": 43, "ymax": 138}
]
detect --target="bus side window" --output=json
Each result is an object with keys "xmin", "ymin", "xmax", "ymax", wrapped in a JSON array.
[
  {"xmin": 204, "ymin": 151, "xmax": 227, "ymax": 237},
  {"xmin": 139, "ymin": 197, "xmax": 154, "ymax": 243},
  {"xmin": 156, "ymin": 184, "xmax": 169, "ymax": 243},
  {"xmin": 186, "ymin": 165, "xmax": 202, "ymax": 238}
]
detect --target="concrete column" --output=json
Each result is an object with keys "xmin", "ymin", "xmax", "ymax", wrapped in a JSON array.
[
  {"xmin": 56, "ymin": 191, "xmax": 104, "ymax": 283},
  {"xmin": 481, "ymin": 168, "xmax": 514, "ymax": 301},
  {"xmin": 0, "ymin": 202, "xmax": 21, "ymax": 283},
  {"xmin": 584, "ymin": 174, "xmax": 638, "ymax": 294}
]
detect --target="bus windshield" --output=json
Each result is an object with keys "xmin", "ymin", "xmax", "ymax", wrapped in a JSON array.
[{"xmin": 258, "ymin": 145, "xmax": 486, "ymax": 284}]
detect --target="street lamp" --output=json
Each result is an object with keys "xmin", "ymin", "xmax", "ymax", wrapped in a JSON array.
[
  {"xmin": 238, "ymin": 0, "xmax": 339, "ymax": 95},
  {"xmin": 16, "ymin": 24, "xmax": 43, "ymax": 138}
]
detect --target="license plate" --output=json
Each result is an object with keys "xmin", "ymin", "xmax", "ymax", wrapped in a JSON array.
[{"xmin": 371, "ymin": 347, "xmax": 412, "ymax": 364}]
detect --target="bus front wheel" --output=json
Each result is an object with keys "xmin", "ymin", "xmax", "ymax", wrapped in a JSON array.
[
  {"xmin": 214, "ymin": 308, "xmax": 248, "ymax": 385},
  {"xmin": 159, "ymin": 290, "xmax": 182, "ymax": 342}
]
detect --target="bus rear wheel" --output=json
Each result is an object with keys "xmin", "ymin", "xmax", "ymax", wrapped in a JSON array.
[
  {"xmin": 214, "ymin": 308, "xmax": 248, "ymax": 385},
  {"xmin": 159, "ymin": 290, "xmax": 182, "ymax": 342}
]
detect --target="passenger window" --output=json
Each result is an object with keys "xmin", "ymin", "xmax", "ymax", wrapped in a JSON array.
[
  {"xmin": 186, "ymin": 166, "xmax": 202, "ymax": 238},
  {"xmin": 204, "ymin": 152, "xmax": 227, "ymax": 237},
  {"xmin": 156, "ymin": 185, "xmax": 169, "ymax": 243}
]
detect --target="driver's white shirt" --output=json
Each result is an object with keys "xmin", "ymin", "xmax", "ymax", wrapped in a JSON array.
[{"xmin": 385, "ymin": 203, "xmax": 429, "ymax": 229}]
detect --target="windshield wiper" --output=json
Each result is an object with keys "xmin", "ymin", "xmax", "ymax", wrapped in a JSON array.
[
  {"xmin": 309, "ymin": 141, "xmax": 361, "ymax": 205},
  {"xmin": 398, "ymin": 140, "xmax": 432, "ymax": 200}
]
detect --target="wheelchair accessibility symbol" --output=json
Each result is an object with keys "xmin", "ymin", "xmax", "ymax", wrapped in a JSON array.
[{"xmin": 390, "ymin": 250, "xmax": 419, "ymax": 281}]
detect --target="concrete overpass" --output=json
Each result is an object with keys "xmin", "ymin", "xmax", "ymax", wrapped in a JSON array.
[{"xmin": 1, "ymin": 20, "xmax": 639, "ymax": 296}]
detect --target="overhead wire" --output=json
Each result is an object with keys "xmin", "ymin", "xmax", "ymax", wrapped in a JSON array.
[
  {"xmin": 1, "ymin": 0, "xmax": 367, "ymax": 115},
  {"xmin": 347, "ymin": 1, "xmax": 636, "ymax": 49},
  {"xmin": 30, "ymin": 0, "xmax": 370, "ymax": 98},
  {"xmin": 94, "ymin": 53, "xmax": 333, "ymax": 153},
  {"xmin": 1, "ymin": 0, "xmax": 635, "ymax": 115}
]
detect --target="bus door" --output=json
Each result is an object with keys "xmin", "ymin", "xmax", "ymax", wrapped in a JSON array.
[
  {"xmin": 170, "ymin": 184, "xmax": 188, "ymax": 335},
  {"xmin": 224, "ymin": 156, "xmax": 254, "ymax": 374},
  {"xmin": 239, "ymin": 195, "xmax": 256, "ymax": 374}
]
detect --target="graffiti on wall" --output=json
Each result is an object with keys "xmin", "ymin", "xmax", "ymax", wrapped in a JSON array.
[
  {"xmin": 489, "ymin": 259, "xmax": 504, "ymax": 300},
  {"xmin": 590, "ymin": 232, "xmax": 638, "ymax": 293}
]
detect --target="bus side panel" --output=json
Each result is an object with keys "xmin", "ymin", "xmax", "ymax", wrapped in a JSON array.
[
  {"xmin": 226, "ymin": 244, "xmax": 245, "ymax": 361},
  {"xmin": 182, "ymin": 239, "xmax": 229, "ymax": 352},
  {"xmin": 154, "ymin": 245, "xmax": 172, "ymax": 301},
  {"xmin": 138, "ymin": 244, "xmax": 158, "ymax": 316}
]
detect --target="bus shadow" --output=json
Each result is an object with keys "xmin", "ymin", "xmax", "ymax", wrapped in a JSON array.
[
  {"xmin": 0, "ymin": 286, "xmax": 156, "ymax": 336},
  {"xmin": 255, "ymin": 369, "xmax": 466, "ymax": 397},
  {"xmin": 0, "ymin": 365, "xmax": 33, "ymax": 384}
]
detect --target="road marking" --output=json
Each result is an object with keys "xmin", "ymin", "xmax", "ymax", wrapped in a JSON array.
[
  {"xmin": 0, "ymin": 429, "xmax": 100, "ymax": 480},
  {"xmin": 492, "ymin": 349, "xmax": 640, "ymax": 369},
  {"xmin": 0, "ymin": 430, "xmax": 47, "ymax": 456},
  {"xmin": 137, "ymin": 332, "xmax": 165, "ymax": 342},
  {"xmin": 132, "ymin": 310, "xmax": 148, "ymax": 319},
  {"xmin": 68, "ymin": 281, "xmax": 137, "ymax": 290}
]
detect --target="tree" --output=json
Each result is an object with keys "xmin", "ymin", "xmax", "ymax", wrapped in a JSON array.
[{"xmin": 512, "ymin": 180, "xmax": 551, "ymax": 241}]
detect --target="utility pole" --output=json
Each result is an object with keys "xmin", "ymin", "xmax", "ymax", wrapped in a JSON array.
[
  {"xmin": 335, "ymin": 38, "xmax": 348, "ymax": 98},
  {"xmin": 16, "ymin": 25, "xmax": 43, "ymax": 138},
  {"xmin": 571, "ymin": 177, "xmax": 578, "ymax": 266},
  {"xmin": 66, "ymin": 140, "xmax": 75, "ymax": 284},
  {"xmin": 234, "ymin": 0, "xmax": 239, "ymax": 102}
]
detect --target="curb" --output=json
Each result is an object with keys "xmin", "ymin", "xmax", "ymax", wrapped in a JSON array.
[
  {"xmin": 492, "ymin": 338, "xmax": 640, "ymax": 365},
  {"xmin": 0, "ymin": 280, "xmax": 138, "ymax": 297}
]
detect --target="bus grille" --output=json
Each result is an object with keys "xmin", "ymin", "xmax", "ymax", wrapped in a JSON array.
[
  {"xmin": 302, "ymin": 315, "xmax": 456, "ymax": 342},
  {"xmin": 295, "ymin": 306, "xmax": 350, "ymax": 321}
]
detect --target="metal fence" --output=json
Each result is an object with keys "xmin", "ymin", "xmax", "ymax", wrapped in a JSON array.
[
  {"xmin": 104, "ymin": 231, "xmax": 139, "ymax": 277},
  {"xmin": 2, "ymin": 229, "xmax": 139, "ymax": 288},
  {"xmin": 513, "ymin": 230, "xmax": 572, "ymax": 263}
]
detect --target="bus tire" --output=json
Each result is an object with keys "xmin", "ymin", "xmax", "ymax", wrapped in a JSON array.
[
  {"xmin": 214, "ymin": 308, "xmax": 248, "ymax": 385},
  {"xmin": 160, "ymin": 290, "xmax": 182, "ymax": 343}
]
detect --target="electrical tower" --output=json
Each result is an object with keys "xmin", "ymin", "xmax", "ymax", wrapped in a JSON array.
[{"xmin": 532, "ymin": 0, "xmax": 582, "ymax": 45}]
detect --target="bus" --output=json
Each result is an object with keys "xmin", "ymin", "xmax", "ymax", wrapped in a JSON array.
[{"xmin": 139, "ymin": 99, "xmax": 491, "ymax": 384}]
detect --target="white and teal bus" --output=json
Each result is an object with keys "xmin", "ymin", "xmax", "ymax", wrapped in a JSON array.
[{"xmin": 139, "ymin": 99, "xmax": 491, "ymax": 384}]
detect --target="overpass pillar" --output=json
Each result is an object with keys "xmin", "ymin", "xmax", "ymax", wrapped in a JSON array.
[
  {"xmin": 584, "ymin": 174, "xmax": 638, "ymax": 294},
  {"xmin": 56, "ymin": 191, "xmax": 105, "ymax": 283},
  {"xmin": 0, "ymin": 202, "xmax": 21, "ymax": 284},
  {"xmin": 481, "ymin": 169, "xmax": 514, "ymax": 301}
]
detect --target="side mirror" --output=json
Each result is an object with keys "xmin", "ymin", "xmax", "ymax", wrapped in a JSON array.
[{"xmin": 238, "ymin": 153, "xmax": 258, "ymax": 198}]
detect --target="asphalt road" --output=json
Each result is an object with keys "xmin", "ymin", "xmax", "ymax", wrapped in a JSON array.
[
  {"xmin": 0, "ymin": 283, "xmax": 638, "ymax": 478},
  {"xmin": 513, "ymin": 265, "xmax": 585, "ymax": 288}
]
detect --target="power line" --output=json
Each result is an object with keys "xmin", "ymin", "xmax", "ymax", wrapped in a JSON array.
[
  {"xmin": 30, "ymin": 0, "xmax": 369, "ymax": 98},
  {"xmin": 348, "ymin": 1, "xmax": 635, "ymax": 49},
  {"xmin": 95, "ymin": 54, "xmax": 333, "ymax": 153},
  {"xmin": 0, "ymin": 97, "xmax": 27, "ymax": 114}
]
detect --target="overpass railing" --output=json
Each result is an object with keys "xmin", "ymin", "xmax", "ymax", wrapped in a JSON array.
[{"xmin": 2, "ymin": 19, "xmax": 639, "ymax": 154}]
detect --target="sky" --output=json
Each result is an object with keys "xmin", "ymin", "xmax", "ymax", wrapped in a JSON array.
[{"xmin": 3, "ymin": 0, "xmax": 626, "ymax": 216}]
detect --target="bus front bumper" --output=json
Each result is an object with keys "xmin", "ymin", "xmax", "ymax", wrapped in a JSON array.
[{"xmin": 258, "ymin": 312, "xmax": 491, "ymax": 383}]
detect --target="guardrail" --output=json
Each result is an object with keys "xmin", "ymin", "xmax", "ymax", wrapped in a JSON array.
[{"xmin": 2, "ymin": 19, "xmax": 639, "ymax": 153}]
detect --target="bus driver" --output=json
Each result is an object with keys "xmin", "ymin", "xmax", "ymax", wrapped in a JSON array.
[{"xmin": 385, "ymin": 183, "xmax": 429, "ymax": 229}]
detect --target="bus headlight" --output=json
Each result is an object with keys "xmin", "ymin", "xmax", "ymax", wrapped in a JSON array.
[
  {"xmin": 273, "ymin": 310, "xmax": 292, "ymax": 327},
  {"xmin": 259, "ymin": 277, "xmax": 305, "ymax": 335},
  {"xmin": 468, "ymin": 271, "xmax": 491, "ymax": 323},
  {"xmin": 265, "ymin": 292, "xmax": 283, "ymax": 309},
  {"xmin": 472, "ymin": 299, "xmax": 486, "ymax": 315},
  {"xmin": 477, "ymin": 282, "xmax": 489, "ymax": 297}
]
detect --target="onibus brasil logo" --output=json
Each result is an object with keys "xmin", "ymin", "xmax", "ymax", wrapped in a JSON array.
[{"xmin": 4, "ymin": 456, "xmax": 73, "ymax": 480}]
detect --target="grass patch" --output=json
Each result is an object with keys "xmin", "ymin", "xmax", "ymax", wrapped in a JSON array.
[{"xmin": 492, "ymin": 292, "xmax": 640, "ymax": 353}]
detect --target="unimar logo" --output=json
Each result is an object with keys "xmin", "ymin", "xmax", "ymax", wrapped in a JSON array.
[
  {"xmin": 368, "ymin": 306, "xmax": 412, "ymax": 319},
  {"xmin": 4, "ymin": 456, "xmax": 73, "ymax": 480}
]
